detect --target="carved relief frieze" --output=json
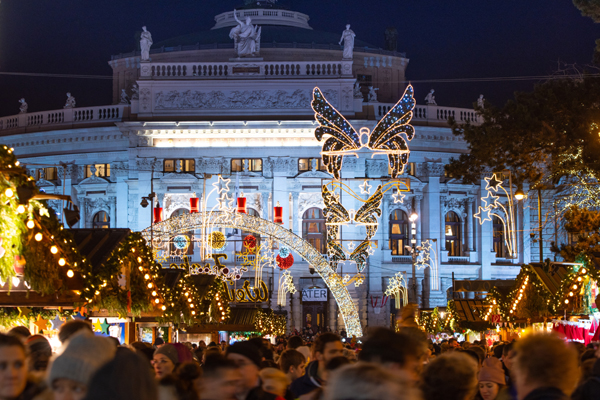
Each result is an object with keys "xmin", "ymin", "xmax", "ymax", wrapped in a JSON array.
[
  {"xmin": 297, "ymin": 192, "xmax": 324, "ymax": 216},
  {"xmin": 140, "ymin": 88, "xmax": 151, "ymax": 112},
  {"xmin": 112, "ymin": 162, "xmax": 129, "ymax": 178},
  {"xmin": 153, "ymin": 89, "xmax": 338, "ymax": 110},
  {"xmin": 164, "ymin": 193, "xmax": 191, "ymax": 218}
]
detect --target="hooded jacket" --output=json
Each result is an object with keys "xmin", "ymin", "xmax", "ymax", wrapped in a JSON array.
[{"xmin": 289, "ymin": 361, "xmax": 322, "ymax": 398}]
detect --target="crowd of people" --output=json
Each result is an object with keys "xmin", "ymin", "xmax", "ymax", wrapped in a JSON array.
[{"xmin": 1, "ymin": 318, "xmax": 600, "ymax": 400}]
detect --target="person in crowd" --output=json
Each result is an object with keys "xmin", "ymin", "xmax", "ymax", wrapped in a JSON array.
[
  {"xmin": 512, "ymin": 333, "xmax": 579, "ymax": 400},
  {"xmin": 173, "ymin": 343, "xmax": 194, "ymax": 364},
  {"xmin": 470, "ymin": 346, "xmax": 486, "ymax": 368},
  {"xmin": 58, "ymin": 319, "xmax": 93, "ymax": 344},
  {"xmin": 499, "ymin": 341, "xmax": 517, "ymax": 400},
  {"xmin": 48, "ymin": 331, "xmax": 116, "ymax": 400},
  {"xmin": 221, "ymin": 340, "xmax": 228, "ymax": 352},
  {"xmin": 226, "ymin": 340, "xmax": 279, "ymax": 400},
  {"xmin": 420, "ymin": 351, "xmax": 478, "ymax": 400},
  {"xmin": 199, "ymin": 354, "xmax": 241, "ymax": 400},
  {"xmin": 324, "ymin": 362, "xmax": 419, "ymax": 400},
  {"xmin": 299, "ymin": 356, "xmax": 350, "ymax": 400},
  {"xmin": 287, "ymin": 335, "xmax": 311, "ymax": 363},
  {"xmin": 279, "ymin": 349, "xmax": 306, "ymax": 384},
  {"xmin": 26, "ymin": 335, "xmax": 52, "ymax": 373},
  {"xmin": 0, "ymin": 333, "xmax": 48, "ymax": 400},
  {"xmin": 475, "ymin": 358, "xmax": 507, "ymax": 400},
  {"xmin": 158, "ymin": 362, "xmax": 201, "ymax": 400},
  {"xmin": 290, "ymin": 333, "xmax": 344, "ymax": 397},
  {"xmin": 153, "ymin": 343, "xmax": 180, "ymax": 379},
  {"xmin": 82, "ymin": 348, "xmax": 157, "ymax": 400},
  {"xmin": 493, "ymin": 344, "xmax": 505, "ymax": 360},
  {"xmin": 8, "ymin": 325, "xmax": 32, "ymax": 341},
  {"xmin": 572, "ymin": 358, "xmax": 600, "ymax": 400},
  {"xmin": 198, "ymin": 340, "xmax": 207, "ymax": 350},
  {"xmin": 259, "ymin": 368, "xmax": 289, "ymax": 398},
  {"xmin": 154, "ymin": 337, "xmax": 165, "ymax": 348},
  {"xmin": 358, "ymin": 327, "xmax": 428, "ymax": 384}
]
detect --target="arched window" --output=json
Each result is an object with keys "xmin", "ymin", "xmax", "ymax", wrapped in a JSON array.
[
  {"xmin": 302, "ymin": 208, "xmax": 326, "ymax": 254},
  {"xmin": 389, "ymin": 209, "xmax": 409, "ymax": 255},
  {"xmin": 445, "ymin": 212, "xmax": 462, "ymax": 256},
  {"xmin": 170, "ymin": 209, "xmax": 193, "ymax": 255},
  {"xmin": 93, "ymin": 211, "xmax": 109, "ymax": 229},
  {"xmin": 493, "ymin": 216, "xmax": 506, "ymax": 258}
]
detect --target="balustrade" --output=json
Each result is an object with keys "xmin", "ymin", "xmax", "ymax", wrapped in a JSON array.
[
  {"xmin": 0, "ymin": 105, "xmax": 127, "ymax": 133},
  {"xmin": 375, "ymin": 102, "xmax": 480, "ymax": 125}
]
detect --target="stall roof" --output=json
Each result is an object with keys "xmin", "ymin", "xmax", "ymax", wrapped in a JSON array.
[
  {"xmin": 70, "ymin": 229, "xmax": 132, "ymax": 270},
  {"xmin": 454, "ymin": 299, "xmax": 487, "ymax": 322},
  {"xmin": 454, "ymin": 279, "xmax": 515, "ymax": 293},
  {"xmin": 229, "ymin": 307, "xmax": 259, "ymax": 325},
  {"xmin": 529, "ymin": 262, "xmax": 575, "ymax": 296}
]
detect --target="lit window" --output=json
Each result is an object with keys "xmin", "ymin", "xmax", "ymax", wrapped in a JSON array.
[
  {"xmin": 389, "ymin": 209, "xmax": 409, "ymax": 255},
  {"xmin": 493, "ymin": 216, "xmax": 506, "ymax": 258},
  {"xmin": 231, "ymin": 159, "xmax": 263, "ymax": 172},
  {"xmin": 37, "ymin": 167, "xmax": 58, "ymax": 181},
  {"xmin": 164, "ymin": 159, "xmax": 195, "ymax": 173},
  {"xmin": 93, "ymin": 211, "xmax": 110, "ymax": 229},
  {"xmin": 299, "ymin": 158, "xmax": 327, "ymax": 172},
  {"xmin": 389, "ymin": 162, "xmax": 415, "ymax": 176},
  {"xmin": 302, "ymin": 208, "xmax": 326, "ymax": 254},
  {"xmin": 85, "ymin": 164, "xmax": 110, "ymax": 178},
  {"xmin": 445, "ymin": 211, "xmax": 462, "ymax": 256}
]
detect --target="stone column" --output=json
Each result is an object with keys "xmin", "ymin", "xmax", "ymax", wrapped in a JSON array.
[
  {"xmin": 415, "ymin": 195, "xmax": 422, "ymax": 245},
  {"xmin": 261, "ymin": 191, "xmax": 270, "ymax": 221},
  {"xmin": 291, "ymin": 192, "xmax": 300, "ymax": 236},
  {"xmin": 467, "ymin": 198, "xmax": 474, "ymax": 251}
]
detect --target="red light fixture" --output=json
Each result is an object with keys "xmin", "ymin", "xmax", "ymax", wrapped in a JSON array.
[
  {"xmin": 274, "ymin": 201, "xmax": 283, "ymax": 224},
  {"xmin": 190, "ymin": 197, "xmax": 200, "ymax": 213},
  {"xmin": 153, "ymin": 204, "xmax": 163, "ymax": 223},
  {"xmin": 237, "ymin": 193, "xmax": 247, "ymax": 214}
]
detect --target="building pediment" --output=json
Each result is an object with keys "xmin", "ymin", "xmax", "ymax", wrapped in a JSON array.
[
  {"xmin": 78, "ymin": 175, "xmax": 110, "ymax": 187},
  {"xmin": 296, "ymin": 170, "xmax": 331, "ymax": 179},
  {"xmin": 36, "ymin": 178, "xmax": 56, "ymax": 187}
]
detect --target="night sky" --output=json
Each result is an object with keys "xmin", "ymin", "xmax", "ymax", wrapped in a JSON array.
[{"xmin": 0, "ymin": 0, "xmax": 597, "ymax": 116}]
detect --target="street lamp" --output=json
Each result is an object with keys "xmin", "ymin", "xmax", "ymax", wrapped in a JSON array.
[{"xmin": 515, "ymin": 188, "xmax": 525, "ymax": 201}]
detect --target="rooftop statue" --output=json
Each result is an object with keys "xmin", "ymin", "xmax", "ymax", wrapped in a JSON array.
[
  {"xmin": 64, "ymin": 92, "xmax": 76, "ymax": 109},
  {"xmin": 131, "ymin": 84, "xmax": 139, "ymax": 100},
  {"xmin": 353, "ymin": 80, "xmax": 363, "ymax": 99},
  {"xmin": 140, "ymin": 26, "xmax": 153, "ymax": 61},
  {"xmin": 229, "ymin": 10, "xmax": 262, "ymax": 58},
  {"xmin": 120, "ymin": 89, "xmax": 130, "ymax": 104},
  {"xmin": 368, "ymin": 86, "xmax": 378, "ymax": 102},
  {"xmin": 424, "ymin": 89, "xmax": 436, "ymax": 105},
  {"xmin": 339, "ymin": 24, "xmax": 356, "ymax": 60},
  {"xmin": 477, "ymin": 94, "xmax": 485, "ymax": 109},
  {"xmin": 18, "ymin": 98, "xmax": 28, "ymax": 114}
]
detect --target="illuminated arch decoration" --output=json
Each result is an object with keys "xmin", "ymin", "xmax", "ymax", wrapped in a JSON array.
[
  {"xmin": 142, "ymin": 210, "xmax": 363, "ymax": 337},
  {"xmin": 474, "ymin": 173, "xmax": 517, "ymax": 258}
]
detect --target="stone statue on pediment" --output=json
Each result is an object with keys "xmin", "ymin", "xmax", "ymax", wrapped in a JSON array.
[
  {"xmin": 140, "ymin": 26, "xmax": 153, "ymax": 61},
  {"xmin": 64, "ymin": 92, "xmax": 76, "ymax": 109},
  {"xmin": 120, "ymin": 89, "xmax": 130, "ymax": 104},
  {"xmin": 424, "ymin": 89, "xmax": 436, "ymax": 105},
  {"xmin": 18, "ymin": 98, "xmax": 28, "ymax": 114},
  {"xmin": 339, "ymin": 24, "xmax": 356, "ymax": 60},
  {"xmin": 230, "ymin": 10, "xmax": 262, "ymax": 57},
  {"xmin": 131, "ymin": 84, "xmax": 139, "ymax": 100},
  {"xmin": 353, "ymin": 80, "xmax": 363, "ymax": 99}
]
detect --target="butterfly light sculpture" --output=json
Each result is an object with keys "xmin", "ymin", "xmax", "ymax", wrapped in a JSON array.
[{"xmin": 312, "ymin": 84, "xmax": 416, "ymax": 180}]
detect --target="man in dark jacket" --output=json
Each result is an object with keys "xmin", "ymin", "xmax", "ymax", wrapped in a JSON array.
[
  {"xmin": 226, "ymin": 341, "xmax": 279, "ymax": 400},
  {"xmin": 512, "ymin": 333, "xmax": 579, "ymax": 400},
  {"xmin": 289, "ymin": 333, "xmax": 343, "ymax": 398},
  {"xmin": 572, "ymin": 358, "xmax": 600, "ymax": 400}
]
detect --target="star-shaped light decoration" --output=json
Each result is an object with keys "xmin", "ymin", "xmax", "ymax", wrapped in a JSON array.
[
  {"xmin": 342, "ymin": 274, "xmax": 351, "ymax": 284},
  {"xmin": 347, "ymin": 241, "xmax": 356, "ymax": 251},
  {"xmin": 392, "ymin": 191, "xmax": 405, "ymax": 204},
  {"xmin": 50, "ymin": 315, "xmax": 65, "ymax": 330},
  {"xmin": 213, "ymin": 175, "xmax": 231, "ymax": 194},
  {"xmin": 100, "ymin": 319, "xmax": 110, "ymax": 335},
  {"xmin": 481, "ymin": 191, "xmax": 500, "ymax": 209},
  {"xmin": 367, "ymin": 245, "xmax": 376, "ymax": 256},
  {"xmin": 18, "ymin": 307, "xmax": 31, "ymax": 318},
  {"xmin": 34, "ymin": 315, "xmax": 48, "ymax": 333},
  {"xmin": 218, "ymin": 193, "xmax": 234, "ymax": 211},
  {"xmin": 72, "ymin": 312, "xmax": 86, "ymax": 320},
  {"xmin": 93, "ymin": 319, "xmax": 103, "ymax": 332},
  {"xmin": 354, "ymin": 273, "xmax": 365, "ymax": 287},
  {"xmin": 359, "ymin": 180, "xmax": 372, "ymax": 195},
  {"xmin": 474, "ymin": 206, "xmax": 493, "ymax": 224},
  {"xmin": 484, "ymin": 174, "xmax": 503, "ymax": 192}
]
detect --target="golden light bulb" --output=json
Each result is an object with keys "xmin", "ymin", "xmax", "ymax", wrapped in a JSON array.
[
  {"xmin": 137, "ymin": 257, "xmax": 142, "ymax": 263},
  {"xmin": 187, "ymin": 298, "xmax": 192, "ymax": 303},
  {"xmin": 4, "ymin": 188, "xmax": 13, "ymax": 197},
  {"xmin": 144, "ymin": 274, "xmax": 150, "ymax": 280},
  {"xmin": 148, "ymin": 283, "xmax": 153, "ymax": 289},
  {"xmin": 565, "ymin": 299, "xmax": 569, "ymax": 304},
  {"xmin": 34, "ymin": 233, "xmax": 43, "ymax": 241},
  {"xmin": 66, "ymin": 269, "xmax": 74, "ymax": 278},
  {"xmin": 572, "ymin": 284, "xmax": 578, "ymax": 290},
  {"xmin": 16, "ymin": 205, "xmax": 25, "ymax": 214},
  {"xmin": 152, "ymin": 291, "xmax": 157, "ymax": 296},
  {"xmin": 569, "ymin": 292, "xmax": 574, "ymax": 297},
  {"xmin": 191, "ymin": 311, "xmax": 196, "ymax": 315},
  {"xmin": 161, "ymin": 305, "xmax": 166, "ymax": 311},
  {"xmin": 155, "ymin": 298, "xmax": 160, "ymax": 304},
  {"xmin": 50, "ymin": 246, "xmax": 58, "ymax": 254},
  {"xmin": 26, "ymin": 220, "xmax": 34, "ymax": 229},
  {"xmin": 190, "ymin": 304, "xmax": 194, "ymax": 308},
  {"xmin": 582, "ymin": 268, "xmax": 587, "ymax": 274},
  {"xmin": 58, "ymin": 258, "xmax": 66, "ymax": 266}
]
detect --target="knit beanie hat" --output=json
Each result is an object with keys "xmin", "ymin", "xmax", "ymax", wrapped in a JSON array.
[
  {"xmin": 154, "ymin": 343, "xmax": 179, "ymax": 365},
  {"xmin": 226, "ymin": 341, "xmax": 262, "ymax": 367},
  {"xmin": 48, "ymin": 331, "xmax": 116, "ymax": 386},
  {"xmin": 478, "ymin": 357, "xmax": 506, "ymax": 385},
  {"xmin": 26, "ymin": 334, "xmax": 52, "ymax": 356}
]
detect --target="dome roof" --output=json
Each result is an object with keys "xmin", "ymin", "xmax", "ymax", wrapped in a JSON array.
[{"xmin": 154, "ymin": 25, "xmax": 376, "ymax": 50}]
